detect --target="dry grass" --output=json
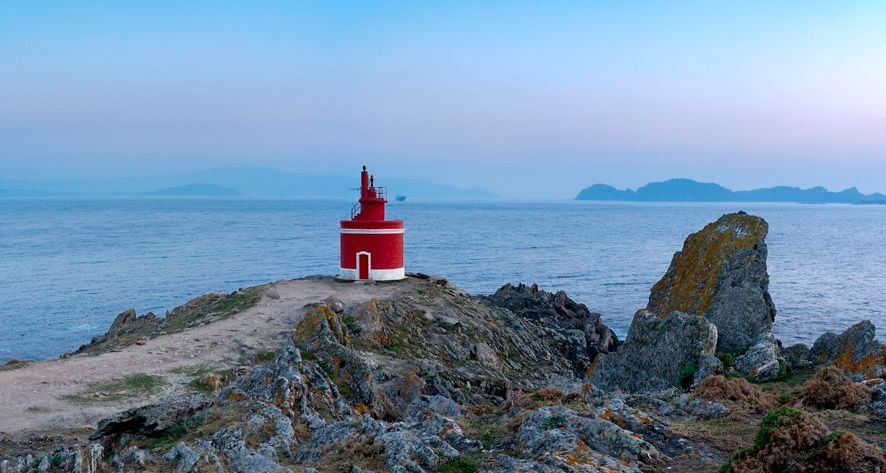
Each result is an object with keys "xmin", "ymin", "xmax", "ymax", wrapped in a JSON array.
[
  {"xmin": 693, "ymin": 376, "xmax": 776, "ymax": 414},
  {"xmin": 720, "ymin": 406, "xmax": 886, "ymax": 473},
  {"xmin": 799, "ymin": 366, "xmax": 870, "ymax": 410}
]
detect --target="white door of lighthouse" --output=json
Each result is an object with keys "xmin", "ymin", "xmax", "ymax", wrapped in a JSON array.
[{"xmin": 357, "ymin": 251, "xmax": 371, "ymax": 280}]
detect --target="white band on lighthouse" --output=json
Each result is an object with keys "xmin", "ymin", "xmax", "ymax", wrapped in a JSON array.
[
  {"xmin": 339, "ymin": 267, "xmax": 405, "ymax": 280},
  {"xmin": 339, "ymin": 228, "xmax": 405, "ymax": 235}
]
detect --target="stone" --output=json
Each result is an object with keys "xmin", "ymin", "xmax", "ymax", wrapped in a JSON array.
[
  {"xmin": 485, "ymin": 282, "xmax": 620, "ymax": 375},
  {"xmin": 810, "ymin": 320, "xmax": 884, "ymax": 378},
  {"xmin": 734, "ymin": 337, "xmax": 783, "ymax": 382},
  {"xmin": 163, "ymin": 442, "xmax": 204, "ymax": 473},
  {"xmin": 513, "ymin": 405, "xmax": 659, "ymax": 470},
  {"xmin": 406, "ymin": 395, "xmax": 462, "ymax": 421},
  {"xmin": 591, "ymin": 310, "xmax": 718, "ymax": 393},
  {"xmin": 673, "ymin": 394, "xmax": 729, "ymax": 419},
  {"xmin": 647, "ymin": 212, "xmax": 776, "ymax": 354},
  {"xmin": 324, "ymin": 296, "xmax": 345, "ymax": 313},
  {"xmin": 120, "ymin": 447, "xmax": 151, "ymax": 468},
  {"xmin": 91, "ymin": 393, "xmax": 211, "ymax": 441},
  {"xmin": 783, "ymin": 343, "xmax": 813, "ymax": 370}
]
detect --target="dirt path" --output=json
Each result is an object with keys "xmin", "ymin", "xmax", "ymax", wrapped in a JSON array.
[{"xmin": 0, "ymin": 276, "xmax": 419, "ymax": 436}]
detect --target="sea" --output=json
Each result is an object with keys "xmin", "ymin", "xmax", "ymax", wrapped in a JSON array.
[{"xmin": 1, "ymin": 198, "xmax": 885, "ymax": 362}]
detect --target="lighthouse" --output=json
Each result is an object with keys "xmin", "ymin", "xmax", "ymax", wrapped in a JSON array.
[{"xmin": 339, "ymin": 166, "xmax": 405, "ymax": 281}]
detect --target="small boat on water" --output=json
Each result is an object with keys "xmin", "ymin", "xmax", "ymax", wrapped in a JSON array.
[{"xmin": 395, "ymin": 195, "xmax": 406, "ymax": 202}]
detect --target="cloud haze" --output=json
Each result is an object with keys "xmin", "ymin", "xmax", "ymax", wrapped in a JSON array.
[{"xmin": 2, "ymin": 1, "xmax": 885, "ymax": 197}]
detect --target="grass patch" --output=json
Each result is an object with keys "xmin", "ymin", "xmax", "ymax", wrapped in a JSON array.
[
  {"xmin": 254, "ymin": 350, "xmax": 276, "ymax": 363},
  {"xmin": 756, "ymin": 368, "xmax": 815, "ymax": 390},
  {"xmin": 301, "ymin": 351, "xmax": 319, "ymax": 362},
  {"xmin": 542, "ymin": 415, "xmax": 565, "ymax": 429},
  {"xmin": 141, "ymin": 414, "xmax": 207, "ymax": 450},
  {"xmin": 463, "ymin": 416, "xmax": 510, "ymax": 450},
  {"xmin": 62, "ymin": 373, "xmax": 166, "ymax": 404},
  {"xmin": 439, "ymin": 452, "xmax": 494, "ymax": 473},
  {"xmin": 383, "ymin": 343, "xmax": 406, "ymax": 354},
  {"xmin": 25, "ymin": 405, "xmax": 52, "ymax": 413},
  {"xmin": 164, "ymin": 286, "xmax": 265, "ymax": 333},
  {"xmin": 170, "ymin": 363, "xmax": 223, "ymax": 377},
  {"xmin": 172, "ymin": 364, "xmax": 234, "ymax": 395},
  {"xmin": 717, "ymin": 352, "xmax": 736, "ymax": 370},
  {"xmin": 0, "ymin": 359, "xmax": 31, "ymax": 372},
  {"xmin": 680, "ymin": 362, "xmax": 697, "ymax": 390}
]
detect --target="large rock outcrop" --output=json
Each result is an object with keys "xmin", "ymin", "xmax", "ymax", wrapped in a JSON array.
[
  {"xmin": 783, "ymin": 320, "xmax": 885, "ymax": 381},
  {"xmin": 810, "ymin": 320, "xmax": 884, "ymax": 378},
  {"xmin": 484, "ymin": 282, "xmax": 620, "ymax": 374},
  {"xmin": 590, "ymin": 310, "xmax": 719, "ymax": 393},
  {"xmin": 647, "ymin": 212, "xmax": 776, "ymax": 354}
]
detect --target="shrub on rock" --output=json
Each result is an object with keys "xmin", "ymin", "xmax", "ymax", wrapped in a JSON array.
[
  {"xmin": 692, "ymin": 376, "xmax": 775, "ymax": 414},
  {"xmin": 721, "ymin": 406, "xmax": 885, "ymax": 472},
  {"xmin": 799, "ymin": 366, "xmax": 870, "ymax": 410}
]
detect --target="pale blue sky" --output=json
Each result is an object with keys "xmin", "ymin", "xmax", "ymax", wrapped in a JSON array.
[{"xmin": 2, "ymin": 1, "xmax": 885, "ymax": 197}]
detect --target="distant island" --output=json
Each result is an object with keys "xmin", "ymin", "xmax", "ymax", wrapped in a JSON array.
[
  {"xmin": 143, "ymin": 183, "xmax": 240, "ymax": 196},
  {"xmin": 576, "ymin": 178, "xmax": 886, "ymax": 204},
  {"xmin": 0, "ymin": 167, "xmax": 498, "ymax": 200}
]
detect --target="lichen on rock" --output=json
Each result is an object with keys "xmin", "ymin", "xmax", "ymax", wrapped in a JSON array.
[
  {"xmin": 590, "ymin": 309, "xmax": 720, "ymax": 393},
  {"xmin": 647, "ymin": 212, "xmax": 775, "ymax": 355}
]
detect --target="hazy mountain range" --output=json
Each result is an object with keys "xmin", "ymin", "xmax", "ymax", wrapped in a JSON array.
[
  {"xmin": 0, "ymin": 167, "xmax": 498, "ymax": 200},
  {"xmin": 576, "ymin": 178, "xmax": 886, "ymax": 204}
]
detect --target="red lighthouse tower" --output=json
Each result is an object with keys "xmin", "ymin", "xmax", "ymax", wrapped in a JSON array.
[{"xmin": 339, "ymin": 166, "xmax": 405, "ymax": 281}]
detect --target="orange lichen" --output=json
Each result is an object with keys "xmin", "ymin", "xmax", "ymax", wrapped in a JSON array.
[
  {"xmin": 599, "ymin": 408, "xmax": 626, "ymax": 428},
  {"xmin": 648, "ymin": 213, "xmax": 767, "ymax": 317},
  {"xmin": 585, "ymin": 354, "xmax": 602, "ymax": 376},
  {"xmin": 832, "ymin": 343, "xmax": 883, "ymax": 374},
  {"xmin": 226, "ymin": 391, "xmax": 248, "ymax": 401}
]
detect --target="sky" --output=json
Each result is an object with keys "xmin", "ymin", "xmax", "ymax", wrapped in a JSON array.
[{"xmin": 2, "ymin": 1, "xmax": 886, "ymax": 198}]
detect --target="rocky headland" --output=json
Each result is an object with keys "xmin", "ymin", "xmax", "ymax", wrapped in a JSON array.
[{"xmin": 1, "ymin": 212, "xmax": 885, "ymax": 472}]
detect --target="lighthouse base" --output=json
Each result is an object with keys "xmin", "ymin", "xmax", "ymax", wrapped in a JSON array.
[{"xmin": 338, "ymin": 267, "xmax": 406, "ymax": 282}]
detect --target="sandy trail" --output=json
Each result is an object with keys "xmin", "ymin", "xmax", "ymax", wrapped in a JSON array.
[{"xmin": 0, "ymin": 277, "xmax": 418, "ymax": 436}]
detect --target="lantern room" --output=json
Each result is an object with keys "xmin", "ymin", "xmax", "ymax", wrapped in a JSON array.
[{"xmin": 339, "ymin": 166, "xmax": 405, "ymax": 281}]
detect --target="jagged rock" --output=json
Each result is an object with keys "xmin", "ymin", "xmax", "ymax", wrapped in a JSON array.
[
  {"xmin": 211, "ymin": 427, "xmax": 292, "ymax": 473},
  {"xmin": 478, "ymin": 455, "xmax": 564, "ymax": 473},
  {"xmin": 73, "ymin": 309, "xmax": 162, "ymax": 355},
  {"xmin": 485, "ymin": 282, "xmax": 620, "ymax": 375},
  {"xmin": 106, "ymin": 309, "xmax": 161, "ymax": 340},
  {"xmin": 292, "ymin": 305, "xmax": 388, "ymax": 416},
  {"xmin": 591, "ymin": 310, "xmax": 719, "ymax": 393},
  {"xmin": 673, "ymin": 393, "xmax": 729, "ymax": 419},
  {"xmin": 118, "ymin": 447, "xmax": 151, "ymax": 469},
  {"xmin": 647, "ymin": 212, "xmax": 776, "ymax": 354},
  {"xmin": 91, "ymin": 393, "xmax": 211, "ymax": 441},
  {"xmin": 734, "ymin": 337, "xmax": 783, "ymax": 382},
  {"xmin": 71, "ymin": 444, "xmax": 104, "ymax": 473},
  {"xmin": 324, "ymin": 296, "xmax": 345, "ymax": 314},
  {"xmin": 293, "ymin": 412, "xmax": 479, "ymax": 472},
  {"xmin": 783, "ymin": 343, "xmax": 813, "ymax": 370},
  {"xmin": 406, "ymin": 395, "xmax": 462, "ymax": 421},
  {"xmin": 810, "ymin": 320, "xmax": 884, "ymax": 379},
  {"xmin": 222, "ymin": 338, "xmax": 353, "ymax": 424},
  {"xmin": 865, "ymin": 380, "xmax": 886, "ymax": 416},
  {"xmin": 163, "ymin": 442, "xmax": 200, "ymax": 473},
  {"xmin": 513, "ymin": 405, "xmax": 659, "ymax": 471}
]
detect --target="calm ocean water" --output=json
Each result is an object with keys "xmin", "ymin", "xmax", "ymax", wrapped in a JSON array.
[{"xmin": 1, "ymin": 198, "xmax": 885, "ymax": 362}]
